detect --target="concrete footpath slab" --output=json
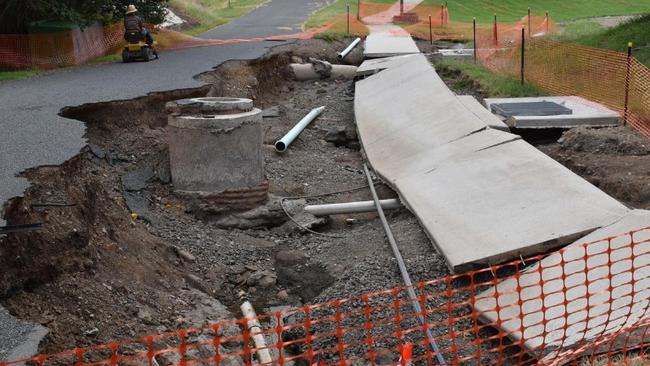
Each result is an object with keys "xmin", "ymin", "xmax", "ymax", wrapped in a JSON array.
[
  {"xmin": 457, "ymin": 95, "xmax": 510, "ymax": 132},
  {"xmin": 474, "ymin": 210, "xmax": 650, "ymax": 362},
  {"xmin": 364, "ymin": 25, "xmax": 420, "ymax": 58},
  {"xmin": 484, "ymin": 96, "xmax": 621, "ymax": 129},
  {"xmin": 355, "ymin": 54, "xmax": 488, "ymax": 179},
  {"xmin": 355, "ymin": 52, "xmax": 629, "ymax": 272},
  {"xmin": 395, "ymin": 139, "xmax": 628, "ymax": 272},
  {"xmin": 356, "ymin": 54, "xmax": 419, "ymax": 77}
]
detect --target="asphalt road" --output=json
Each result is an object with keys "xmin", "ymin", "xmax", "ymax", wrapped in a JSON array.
[
  {"xmin": 0, "ymin": 0, "xmax": 327, "ymax": 360},
  {"xmin": 0, "ymin": 0, "xmax": 327, "ymax": 227}
]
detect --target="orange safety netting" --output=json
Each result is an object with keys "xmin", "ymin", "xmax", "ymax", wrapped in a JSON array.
[
  {"xmin": 0, "ymin": 23, "xmax": 125, "ymax": 70},
  {"xmin": 2, "ymin": 225, "xmax": 650, "ymax": 366}
]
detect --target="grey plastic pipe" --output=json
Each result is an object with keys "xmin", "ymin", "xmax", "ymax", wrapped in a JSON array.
[
  {"xmin": 338, "ymin": 37, "xmax": 362, "ymax": 60},
  {"xmin": 363, "ymin": 164, "xmax": 447, "ymax": 365},
  {"xmin": 305, "ymin": 199, "xmax": 402, "ymax": 216},
  {"xmin": 275, "ymin": 106, "xmax": 325, "ymax": 152}
]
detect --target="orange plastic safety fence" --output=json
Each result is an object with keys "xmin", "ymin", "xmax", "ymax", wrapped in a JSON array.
[
  {"xmin": 3, "ymin": 225, "xmax": 650, "ymax": 366},
  {"xmin": 0, "ymin": 23, "xmax": 124, "ymax": 70},
  {"xmin": 476, "ymin": 32, "xmax": 650, "ymax": 139}
]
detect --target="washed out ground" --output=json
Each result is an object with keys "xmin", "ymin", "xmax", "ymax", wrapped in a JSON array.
[
  {"xmin": 0, "ymin": 38, "xmax": 450, "ymax": 357},
  {"xmin": 1, "ymin": 35, "xmax": 648, "ymax": 362}
]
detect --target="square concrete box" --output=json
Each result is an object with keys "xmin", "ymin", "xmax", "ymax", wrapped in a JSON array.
[{"xmin": 484, "ymin": 96, "xmax": 621, "ymax": 129}]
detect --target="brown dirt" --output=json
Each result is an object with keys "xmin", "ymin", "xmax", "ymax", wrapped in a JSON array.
[
  {"xmin": 538, "ymin": 126, "xmax": 650, "ymax": 209},
  {"xmin": 0, "ymin": 38, "xmax": 447, "ymax": 356}
]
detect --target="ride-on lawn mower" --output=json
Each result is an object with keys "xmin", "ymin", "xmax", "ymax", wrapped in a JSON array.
[{"xmin": 122, "ymin": 31, "xmax": 158, "ymax": 62}]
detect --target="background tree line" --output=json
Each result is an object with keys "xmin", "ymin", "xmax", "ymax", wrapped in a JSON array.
[{"xmin": 0, "ymin": 0, "xmax": 168, "ymax": 33}]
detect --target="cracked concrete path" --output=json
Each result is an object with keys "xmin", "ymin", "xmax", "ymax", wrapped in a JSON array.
[
  {"xmin": 0, "ymin": 0, "xmax": 327, "ymax": 227},
  {"xmin": 0, "ymin": 0, "xmax": 326, "ymax": 360}
]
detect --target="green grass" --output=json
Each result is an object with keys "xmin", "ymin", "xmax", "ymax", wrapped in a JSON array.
[
  {"xmin": 0, "ymin": 69, "xmax": 39, "ymax": 82},
  {"xmin": 417, "ymin": 0, "xmax": 650, "ymax": 24},
  {"xmin": 169, "ymin": 0, "xmax": 269, "ymax": 36},
  {"xmin": 307, "ymin": 0, "xmax": 650, "ymax": 29},
  {"xmin": 305, "ymin": 0, "xmax": 394, "ymax": 29},
  {"xmin": 554, "ymin": 19, "xmax": 605, "ymax": 41},
  {"xmin": 434, "ymin": 59, "xmax": 543, "ymax": 98},
  {"xmin": 572, "ymin": 14, "xmax": 650, "ymax": 67}
]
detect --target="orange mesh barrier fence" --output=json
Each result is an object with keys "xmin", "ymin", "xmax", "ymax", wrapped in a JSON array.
[
  {"xmin": 0, "ymin": 23, "xmax": 125, "ymax": 70},
  {"xmin": 3, "ymin": 225, "xmax": 650, "ymax": 366},
  {"xmin": 475, "ymin": 30, "xmax": 650, "ymax": 138}
]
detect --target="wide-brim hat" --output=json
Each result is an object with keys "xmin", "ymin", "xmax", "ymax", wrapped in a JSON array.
[{"xmin": 126, "ymin": 5, "xmax": 138, "ymax": 14}]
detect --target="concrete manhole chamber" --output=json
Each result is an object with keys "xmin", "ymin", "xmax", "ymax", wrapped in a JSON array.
[{"xmin": 166, "ymin": 97, "xmax": 268, "ymax": 209}]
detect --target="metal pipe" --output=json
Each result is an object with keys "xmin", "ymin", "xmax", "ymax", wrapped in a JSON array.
[
  {"xmin": 275, "ymin": 106, "xmax": 325, "ymax": 152},
  {"xmin": 240, "ymin": 301, "xmax": 273, "ymax": 364},
  {"xmin": 337, "ymin": 37, "xmax": 362, "ymax": 60},
  {"xmin": 363, "ymin": 164, "xmax": 447, "ymax": 366},
  {"xmin": 305, "ymin": 199, "xmax": 402, "ymax": 216}
]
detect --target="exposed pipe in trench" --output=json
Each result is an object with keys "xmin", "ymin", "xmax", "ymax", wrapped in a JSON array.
[
  {"xmin": 275, "ymin": 106, "xmax": 325, "ymax": 152},
  {"xmin": 304, "ymin": 199, "xmax": 402, "ymax": 216},
  {"xmin": 338, "ymin": 37, "xmax": 362, "ymax": 60},
  {"xmin": 362, "ymin": 164, "xmax": 447, "ymax": 366},
  {"xmin": 240, "ymin": 300, "xmax": 273, "ymax": 365}
]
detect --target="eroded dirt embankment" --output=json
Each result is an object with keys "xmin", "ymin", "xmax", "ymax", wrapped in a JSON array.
[{"xmin": 0, "ymin": 39, "xmax": 449, "ymax": 356}]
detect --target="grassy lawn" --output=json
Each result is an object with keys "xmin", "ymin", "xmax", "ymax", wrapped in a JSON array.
[
  {"xmin": 572, "ymin": 15, "xmax": 650, "ymax": 67},
  {"xmin": 307, "ymin": 0, "xmax": 650, "ymax": 29},
  {"xmin": 416, "ymin": 0, "xmax": 650, "ymax": 24},
  {"xmin": 0, "ymin": 69, "xmax": 39, "ymax": 82},
  {"xmin": 169, "ymin": 0, "xmax": 269, "ymax": 35},
  {"xmin": 305, "ymin": 0, "xmax": 395, "ymax": 29},
  {"xmin": 434, "ymin": 59, "xmax": 543, "ymax": 98}
]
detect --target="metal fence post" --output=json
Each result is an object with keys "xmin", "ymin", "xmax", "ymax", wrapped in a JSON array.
[
  {"xmin": 429, "ymin": 15, "xmax": 433, "ymax": 44},
  {"xmin": 473, "ymin": 17, "xmax": 477, "ymax": 64},
  {"xmin": 440, "ymin": 5, "xmax": 444, "ymax": 27},
  {"xmin": 528, "ymin": 8, "xmax": 531, "ymax": 38},
  {"xmin": 347, "ymin": 4, "xmax": 350, "ymax": 34},
  {"xmin": 545, "ymin": 11, "xmax": 550, "ymax": 33},
  {"xmin": 521, "ymin": 27, "xmax": 525, "ymax": 85},
  {"xmin": 493, "ymin": 13, "xmax": 498, "ymax": 46},
  {"xmin": 624, "ymin": 42, "xmax": 633, "ymax": 125},
  {"xmin": 357, "ymin": 0, "xmax": 360, "ymax": 20}
]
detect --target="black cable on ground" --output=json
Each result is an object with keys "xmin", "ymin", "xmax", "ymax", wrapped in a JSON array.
[
  {"xmin": 279, "ymin": 183, "xmax": 374, "ymax": 238},
  {"xmin": 362, "ymin": 164, "xmax": 447, "ymax": 366}
]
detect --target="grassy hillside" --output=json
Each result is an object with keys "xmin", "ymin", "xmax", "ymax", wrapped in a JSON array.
[
  {"xmin": 572, "ymin": 15, "xmax": 650, "ymax": 67},
  {"xmin": 169, "ymin": 0, "xmax": 267, "ymax": 35},
  {"xmin": 421, "ymin": 0, "xmax": 650, "ymax": 24},
  {"xmin": 307, "ymin": 0, "xmax": 650, "ymax": 28},
  {"xmin": 305, "ymin": 0, "xmax": 395, "ymax": 29}
]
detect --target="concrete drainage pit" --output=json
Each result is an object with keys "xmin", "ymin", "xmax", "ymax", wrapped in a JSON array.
[{"xmin": 166, "ymin": 97, "xmax": 269, "ymax": 210}]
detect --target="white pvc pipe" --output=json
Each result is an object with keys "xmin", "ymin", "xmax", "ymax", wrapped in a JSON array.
[
  {"xmin": 305, "ymin": 199, "xmax": 402, "ymax": 216},
  {"xmin": 275, "ymin": 106, "xmax": 325, "ymax": 152},
  {"xmin": 240, "ymin": 301, "xmax": 273, "ymax": 365},
  {"xmin": 338, "ymin": 37, "xmax": 362, "ymax": 60}
]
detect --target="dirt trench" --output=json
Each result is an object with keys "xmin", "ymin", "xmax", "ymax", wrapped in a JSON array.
[{"xmin": 0, "ymin": 39, "xmax": 449, "ymax": 357}]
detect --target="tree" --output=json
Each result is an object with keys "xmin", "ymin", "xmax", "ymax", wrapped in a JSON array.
[{"xmin": 0, "ymin": 0, "xmax": 168, "ymax": 33}]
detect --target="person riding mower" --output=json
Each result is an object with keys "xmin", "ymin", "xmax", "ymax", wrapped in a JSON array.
[{"xmin": 122, "ymin": 4, "xmax": 159, "ymax": 62}]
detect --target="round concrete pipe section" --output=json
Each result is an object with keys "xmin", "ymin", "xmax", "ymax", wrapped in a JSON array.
[
  {"xmin": 166, "ymin": 97, "xmax": 254, "ymax": 115},
  {"xmin": 167, "ymin": 97, "xmax": 266, "ymax": 206}
]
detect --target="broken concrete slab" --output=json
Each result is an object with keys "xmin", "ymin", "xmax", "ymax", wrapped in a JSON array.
[
  {"xmin": 376, "ymin": 128, "xmax": 521, "ymax": 184},
  {"xmin": 457, "ymin": 95, "xmax": 510, "ymax": 132},
  {"xmin": 355, "ymin": 54, "xmax": 489, "ymax": 179},
  {"xmin": 356, "ymin": 54, "xmax": 419, "ymax": 77},
  {"xmin": 363, "ymin": 25, "xmax": 420, "ymax": 58},
  {"xmin": 395, "ymin": 139, "xmax": 628, "ymax": 272},
  {"xmin": 0, "ymin": 306, "xmax": 48, "ymax": 361},
  {"xmin": 484, "ymin": 96, "xmax": 621, "ymax": 129},
  {"xmin": 474, "ymin": 209, "xmax": 650, "ymax": 362}
]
